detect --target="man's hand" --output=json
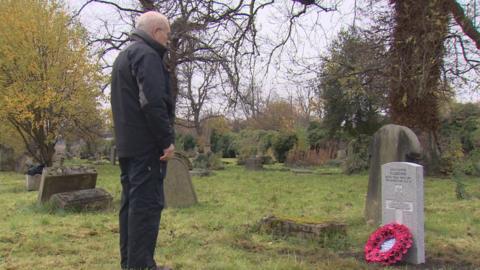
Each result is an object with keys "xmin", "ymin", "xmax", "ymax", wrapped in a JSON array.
[{"xmin": 160, "ymin": 144, "xmax": 175, "ymax": 161}]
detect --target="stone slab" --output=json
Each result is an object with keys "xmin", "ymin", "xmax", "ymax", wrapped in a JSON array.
[
  {"xmin": 26, "ymin": 174, "xmax": 42, "ymax": 191},
  {"xmin": 259, "ymin": 215, "xmax": 347, "ymax": 241},
  {"xmin": 38, "ymin": 166, "xmax": 97, "ymax": 203},
  {"xmin": 189, "ymin": 169, "xmax": 211, "ymax": 177},
  {"xmin": 290, "ymin": 168, "xmax": 314, "ymax": 174},
  {"xmin": 164, "ymin": 156, "xmax": 198, "ymax": 208},
  {"xmin": 50, "ymin": 188, "xmax": 112, "ymax": 210},
  {"xmin": 382, "ymin": 162, "xmax": 425, "ymax": 264}
]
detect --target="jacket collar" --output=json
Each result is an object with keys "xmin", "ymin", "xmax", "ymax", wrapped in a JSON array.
[{"xmin": 131, "ymin": 29, "xmax": 167, "ymax": 57}]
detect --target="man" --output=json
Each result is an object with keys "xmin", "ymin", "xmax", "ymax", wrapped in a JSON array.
[{"xmin": 111, "ymin": 11, "xmax": 175, "ymax": 270}]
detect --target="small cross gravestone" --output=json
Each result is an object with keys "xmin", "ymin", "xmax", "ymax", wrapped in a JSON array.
[{"xmin": 382, "ymin": 162, "xmax": 425, "ymax": 264}]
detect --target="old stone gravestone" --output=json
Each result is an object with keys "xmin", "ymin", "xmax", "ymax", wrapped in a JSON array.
[
  {"xmin": 382, "ymin": 162, "xmax": 425, "ymax": 264},
  {"xmin": 164, "ymin": 154, "xmax": 198, "ymax": 208},
  {"xmin": 245, "ymin": 157, "xmax": 263, "ymax": 170},
  {"xmin": 26, "ymin": 174, "xmax": 42, "ymax": 191},
  {"xmin": 38, "ymin": 166, "xmax": 97, "ymax": 203},
  {"xmin": 50, "ymin": 188, "xmax": 112, "ymax": 210},
  {"xmin": 365, "ymin": 124, "xmax": 422, "ymax": 225}
]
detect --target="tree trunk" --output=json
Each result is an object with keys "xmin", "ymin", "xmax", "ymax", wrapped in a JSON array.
[{"xmin": 389, "ymin": 0, "xmax": 450, "ymax": 132}]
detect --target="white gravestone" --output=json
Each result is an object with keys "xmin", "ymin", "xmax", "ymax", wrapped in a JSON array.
[{"xmin": 382, "ymin": 162, "xmax": 425, "ymax": 264}]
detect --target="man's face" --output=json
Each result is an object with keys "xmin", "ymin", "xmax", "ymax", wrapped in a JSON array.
[{"xmin": 153, "ymin": 23, "xmax": 171, "ymax": 47}]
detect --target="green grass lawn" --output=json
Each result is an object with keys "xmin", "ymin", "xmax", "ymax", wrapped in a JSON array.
[{"xmin": 0, "ymin": 160, "xmax": 479, "ymax": 270}]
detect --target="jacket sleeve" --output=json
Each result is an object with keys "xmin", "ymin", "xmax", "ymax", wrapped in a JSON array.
[{"xmin": 134, "ymin": 52, "xmax": 175, "ymax": 150}]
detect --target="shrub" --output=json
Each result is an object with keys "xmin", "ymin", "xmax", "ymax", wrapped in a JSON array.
[
  {"xmin": 183, "ymin": 134, "xmax": 197, "ymax": 151},
  {"xmin": 343, "ymin": 134, "xmax": 370, "ymax": 174},
  {"xmin": 233, "ymin": 129, "xmax": 278, "ymax": 161},
  {"xmin": 211, "ymin": 131, "xmax": 237, "ymax": 158},
  {"xmin": 192, "ymin": 152, "xmax": 224, "ymax": 170},
  {"xmin": 273, "ymin": 133, "xmax": 298, "ymax": 163}
]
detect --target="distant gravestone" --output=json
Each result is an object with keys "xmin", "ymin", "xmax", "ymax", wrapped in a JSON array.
[
  {"xmin": 38, "ymin": 166, "xmax": 97, "ymax": 203},
  {"xmin": 50, "ymin": 188, "xmax": 112, "ymax": 210},
  {"xmin": 26, "ymin": 174, "xmax": 42, "ymax": 191},
  {"xmin": 365, "ymin": 124, "xmax": 422, "ymax": 225},
  {"xmin": 245, "ymin": 157, "xmax": 263, "ymax": 170},
  {"xmin": 337, "ymin": 149, "xmax": 347, "ymax": 160},
  {"xmin": 0, "ymin": 145, "xmax": 15, "ymax": 171},
  {"xmin": 110, "ymin": 146, "xmax": 117, "ymax": 165},
  {"xmin": 382, "ymin": 162, "xmax": 425, "ymax": 264},
  {"xmin": 164, "ymin": 155, "xmax": 198, "ymax": 208}
]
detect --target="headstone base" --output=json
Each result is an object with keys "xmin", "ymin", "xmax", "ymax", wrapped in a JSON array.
[{"xmin": 50, "ymin": 188, "xmax": 112, "ymax": 210}]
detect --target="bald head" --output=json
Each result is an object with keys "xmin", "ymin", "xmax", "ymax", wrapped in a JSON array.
[{"xmin": 136, "ymin": 11, "xmax": 171, "ymax": 46}]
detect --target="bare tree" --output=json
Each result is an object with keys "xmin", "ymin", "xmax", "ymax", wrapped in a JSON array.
[{"xmin": 76, "ymin": 0, "xmax": 339, "ymax": 116}]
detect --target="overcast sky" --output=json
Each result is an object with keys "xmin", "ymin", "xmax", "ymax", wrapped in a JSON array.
[{"xmin": 66, "ymin": 0, "xmax": 480, "ymax": 106}]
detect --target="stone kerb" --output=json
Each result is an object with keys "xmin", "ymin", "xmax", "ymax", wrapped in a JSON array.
[{"xmin": 38, "ymin": 166, "xmax": 97, "ymax": 203}]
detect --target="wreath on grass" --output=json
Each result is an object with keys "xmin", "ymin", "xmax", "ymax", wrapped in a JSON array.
[{"xmin": 364, "ymin": 223, "xmax": 413, "ymax": 266}]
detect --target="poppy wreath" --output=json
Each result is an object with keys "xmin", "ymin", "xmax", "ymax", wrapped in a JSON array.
[{"xmin": 364, "ymin": 223, "xmax": 413, "ymax": 266}]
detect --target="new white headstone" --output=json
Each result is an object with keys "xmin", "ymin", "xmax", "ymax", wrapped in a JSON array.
[{"xmin": 382, "ymin": 162, "xmax": 425, "ymax": 264}]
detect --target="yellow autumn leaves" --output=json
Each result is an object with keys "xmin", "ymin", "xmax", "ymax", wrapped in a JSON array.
[{"xmin": 0, "ymin": 0, "xmax": 105, "ymax": 164}]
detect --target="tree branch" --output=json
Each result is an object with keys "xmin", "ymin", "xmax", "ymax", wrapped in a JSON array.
[{"xmin": 448, "ymin": 0, "xmax": 480, "ymax": 50}]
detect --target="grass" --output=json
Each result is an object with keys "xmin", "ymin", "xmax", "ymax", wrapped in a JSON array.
[{"xmin": 0, "ymin": 159, "xmax": 479, "ymax": 270}]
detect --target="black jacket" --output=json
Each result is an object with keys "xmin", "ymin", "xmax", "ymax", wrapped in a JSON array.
[{"xmin": 111, "ymin": 30, "xmax": 175, "ymax": 157}]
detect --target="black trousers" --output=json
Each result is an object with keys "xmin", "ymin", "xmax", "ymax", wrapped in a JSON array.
[{"xmin": 119, "ymin": 150, "xmax": 167, "ymax": 270}]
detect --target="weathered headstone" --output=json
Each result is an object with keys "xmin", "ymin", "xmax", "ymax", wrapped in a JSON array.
[
  {"xmin": 50, "ymin": 188, "xmax": 112, "ymax": 210},
  {"xmin": 365, "ymin": 124, "xmax": 422, "ymax": 225},
  {"xmin": 174, "ymin": 151, "xmax": 193, "ymax": 170},
  {"xmin": 164, "ymin": 155, "xmax": 198, "ymax": 208},
  {"xmin": 245, "ymin": 157, "xmax": 263, "ymax": 170},
  {"xmin": 38, "ymin": 166, "xmax": 97, "ymax": 203},
  {"xmin": 382, "ymin": 162, "xmax": 425, "ymax": 264},
  {"xmin": 26, "ymin": 174, "xmax": 42, "ymax": 191}
]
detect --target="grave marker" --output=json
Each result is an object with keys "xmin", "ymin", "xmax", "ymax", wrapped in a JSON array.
[
  {"xmin": 164, "ymin": 155, "xmax": 198, "ymax": 208},
  {"xmin": 38, "ymin": 166, "xmax": 97, "ymax": 203},
  {"xmin": 382, "ymin": 162, "xmax": 425, "ymax": 264}
]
